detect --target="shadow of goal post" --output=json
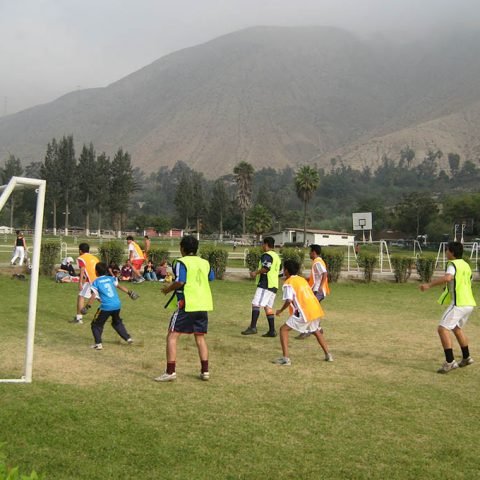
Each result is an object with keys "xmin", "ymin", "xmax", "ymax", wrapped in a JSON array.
[{"xmin": 0, "ymin": 176, "xmax": 46, "ymax": 383}]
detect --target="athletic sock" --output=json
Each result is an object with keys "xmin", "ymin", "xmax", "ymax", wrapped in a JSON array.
[
  {"xmin": 166, "ymin": 362, "xmax": 176, "ymax": 375},
  {"xmin": 250, "ymin": 308, "xmax": 260, "ymax": 329},
  {"xmin": 461, "ymin": 346, "xmax": 470, "ymax": 359},
  {"xmin": 201, "ymin": 360, "xmax": 209, "ymax": 373},
  {"xmin": 444, "ymin": 348, "xmax": 454, "ymax": 363},
  {"xmin": 267, "ymin": 314, "xmax": 275, "ymax": 333}
]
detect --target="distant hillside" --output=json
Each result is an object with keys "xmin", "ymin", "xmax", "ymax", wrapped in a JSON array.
[{"xmin": 1, "ymin": 26, "xmax": 480, "ymax": 177}]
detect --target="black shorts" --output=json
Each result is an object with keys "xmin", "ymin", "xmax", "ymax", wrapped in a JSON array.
[{"xmin": 169, "ymin": 309, "xmax": 208, "ymax": 334}]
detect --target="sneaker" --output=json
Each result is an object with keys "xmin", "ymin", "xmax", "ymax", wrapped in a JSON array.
[
  {"xmin": 154, "ymin": 372, "xmax": 177, "ymax": 382},
  {"xmin": 295, "ymin": 332, "xmax": 311, "ymax": 340},
  {"xmin": 135, "ymin": 277, "xmax": 145, "ymax": 284},
  {"xmin": 127, "ymin": 338, "xmax": 134, "ymax": 345},
  {"xmin": 325, "ymin": 353, "xmax": 334, "ymax": 362},
  {"xmin": 262, "ymin": 331, "xmax": 277, "ymax": 338},
  {"xmin": 200, "ymin": 371, "xmax": 210, "ymax": 381},
  {"xmin": 69, "ymin": 317, "xmax": 83, "ymax": 324},
  {"xmin": 458, "ymin": 356, "xmax": 474, "ymax": 368},
  {"xmin": 241, "ymin": 327, "xmax": 257, "ymax": 335},
  {"xmin": 91, "ymin": 343, "xmax": 103, "ymax": 350},
  {"xmin": 437, "ymin": 360, "xmax": 459, "ymax": 374},
  {"xmin": 272, "ymin": 357, "xmax": 291, "ymax": 365}
]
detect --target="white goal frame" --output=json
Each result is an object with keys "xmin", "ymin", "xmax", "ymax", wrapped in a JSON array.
[{"xmin": 0, "ymin": 176, "xmax": 46, "ymax": 383}]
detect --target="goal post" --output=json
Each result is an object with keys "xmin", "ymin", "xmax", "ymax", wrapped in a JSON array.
[{"xmin": 0, "ymin": 176, "xmax": 46, "ymax": 383}]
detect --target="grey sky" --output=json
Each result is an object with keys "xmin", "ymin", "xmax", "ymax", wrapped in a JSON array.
[{"xmin": 0, "ymin": 0, "xmax": 477, "ymax": 115}]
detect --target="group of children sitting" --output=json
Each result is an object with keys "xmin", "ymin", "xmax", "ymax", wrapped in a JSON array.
[
  {"xmin": 109, "ymin": 259, "xmax": 170, "ymax": 282},
  {"xmin": 56, "ymin": 257, "xmax": 171, "ymax": 283}
]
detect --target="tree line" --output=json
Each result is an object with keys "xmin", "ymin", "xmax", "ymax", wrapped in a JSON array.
[{"xmin": 2, "ymin": 139, "xmax": 480, "ymax": 241}]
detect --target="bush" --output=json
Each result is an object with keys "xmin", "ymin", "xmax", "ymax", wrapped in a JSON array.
[
  {"xmin": 322, "ymin": 250, "xmax": 344, "ymax": 283},
  {"xmin": 358, "ymin": 252, "xmax": 377, "ymax": 283},
  {"xmin": 40, "ymin": 241, "xmax": 61, "ymax": 276},
  {"xmin": 391, "ymin": 256, "xmax": 413, "ymax": 283},
  {"xmin": 148, "ymin": 247, "xmax": 170, "ymax": 266},
  {"xmin": 416, "ymin": 256, "xmax": 436, "ymax": 283},
  {"xmin": 280, "ymin": 247, "xmax": 305, "ymax": 272},
  {"xmin": 98, "ymin": 241, "xmax": 125, "ymax": 265},
  {"xmin": 199, "ymin": 245, "xmax": 228, "ymax": 280},
  {"xmin": 245, "ymin": 247, "xmax": 263, "ymax": 274}
]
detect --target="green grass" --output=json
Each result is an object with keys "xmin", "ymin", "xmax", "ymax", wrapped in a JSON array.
[{"xmin": 1, "ymin": 275, "xmax": 479, "ymax": 479}]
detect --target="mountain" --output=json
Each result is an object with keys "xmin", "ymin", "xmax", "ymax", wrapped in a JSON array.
[{"xmin": 1, "ymin": 26, "xmax": 480, "ymax": 177}]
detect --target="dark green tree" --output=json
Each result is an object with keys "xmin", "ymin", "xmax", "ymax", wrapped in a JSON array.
[
  {"xmin": 95, "ymin": 153, "xmax": 111, "ymax": 233},
  {"xmin": 209, "ymin": 179, "xmax": 229, "ymax": 239},
  {"xmin": 57, "ymin": 135, "xmax": 77, "ymax": 235},
  {"xmin": 77, "ymin": 143, "xmax": 97, "ymax": 235},
  {"xmin": 0, "ymin": 154, "xmax": 23, "ymax": 228},
  {"xmin": 110, "ymin": 148, "xmax": 135, "ymax": 232},
  {"xmin": 447, "ymin": 152, "xmax": 460, "ymax": 178},
  {"xmin": 247, "ymin": 204, "xmax": 273, "ymax": 242},
  {"xmin": 394, "ymin": 192, "xmax": 439, "ymax": 237},
  {"xmin": 41, "ymin": 139, "xmax": 62, "ymax": 234}
]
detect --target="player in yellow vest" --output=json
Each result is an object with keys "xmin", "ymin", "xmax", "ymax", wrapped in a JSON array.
[
  {"xmin": 241, "ymin": 236, "xmax": 281, "ymax": 337},
  {"xmin": 420, "ymin": 241, "xmax": 476, "ymax": 373},
  {"xmin": 155, "ymin": 236, "xmax": 214, "ymax": 382},
  {"xmin": 296, "ymin": 244, "xmax": 331, "ymax": 340},
  {"xmin": 73, "ymin": 243, "xmax": 99, "ymax": 324},
  {"xmin": 273, "ymin": 260, "xmax": 333, "ymax": 365}
]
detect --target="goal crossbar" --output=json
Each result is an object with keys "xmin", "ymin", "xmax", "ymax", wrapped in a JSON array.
[{"xmin": 0, "ymin": 176, "xmax": 46, "ymax": 383}]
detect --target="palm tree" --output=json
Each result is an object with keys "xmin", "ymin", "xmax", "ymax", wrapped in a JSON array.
[
  {"xmin": 295, "ymin": 165, "xmax": 320, "ymax": 246},
  {"xmin": 233, "ymin": 161, "xmax": 254, "ymax": 235},
  {"xmin": 247, "ymin": 204, "xmax": 272, "ymax": 242}
]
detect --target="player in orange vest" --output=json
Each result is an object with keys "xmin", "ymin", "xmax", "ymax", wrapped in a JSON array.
[
  {"xmin": 73, "ymin": 243, "xmax": 99, "ymax": 324},
  {"xmin": 273, "ymin": 259, "xmax": 333, "ymax": 365},
  {"xmin": 296, "ymin": 244, "xmax": 330, "ymax": 339},
  {"xmin": 126, "ymin": 236, "xmax": 145, "ymax": 283}
]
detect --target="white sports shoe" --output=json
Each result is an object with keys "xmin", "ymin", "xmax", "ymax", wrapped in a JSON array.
[
  {"xmin": 437, "ymin": 360, "xmax": 459, "ymax": 374},
  {"xmin": 272, "ymin": 357, "xmax": 291, "ymax": 365},
  {"xmin": 200, "ymin": 372, "xmax": 210, "ymax": 381},
  {"xmin": 458, "ymin": 356, "xmax": 474, "ymax": 368},
  {"xmin": 325, "ymin": 353, "xmax": 334, "ymax": 362},
  {"xmin": 154, "ymin": 372, "xmax": 177, "ymax": 382},
  {"xmin": 91, "ymin": 343, "xmax": 103, "ymax": 350},
  {"xmin": 127, "ymin": 338, "xmax": 134, "ymax": 345}
]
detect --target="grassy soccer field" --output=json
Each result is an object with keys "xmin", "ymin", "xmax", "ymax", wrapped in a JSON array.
[{"xmin": 0, "ymin": 275, "xmax": 479, "ymax": 479}]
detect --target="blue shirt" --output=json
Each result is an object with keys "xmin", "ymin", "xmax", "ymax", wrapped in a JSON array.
[{"xmin": 91, "ymin": 275, "xmax": 121, "ymax": 311}]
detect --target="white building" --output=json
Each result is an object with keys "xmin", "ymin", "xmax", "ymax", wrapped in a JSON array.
[
  {"xmin": 270, "ymin": 228, "xmax": 355, "ymax": 247},
  {"xmin": 0, "ymin": 225, "xmax": 13, "ymax": 234}
]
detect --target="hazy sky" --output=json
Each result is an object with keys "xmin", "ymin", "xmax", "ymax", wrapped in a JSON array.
[{"xmin": 0, "ymin": 0, "xmax": 477, "ymax": 115}]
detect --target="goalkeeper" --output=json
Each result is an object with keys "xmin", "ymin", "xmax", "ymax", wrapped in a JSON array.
[{"xmin": 82, "ymin": 262, "xmax": 139, "ymax": 350}]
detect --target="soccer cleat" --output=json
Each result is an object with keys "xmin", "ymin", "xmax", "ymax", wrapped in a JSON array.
[
  {"xmin": 262, "ymin": 331, "xmax": 277, "ymax": 338},
  {"xmin": 272, "ymin": 357, "xmax": 291, "ymax": 365},
  {"xmin": 91, "ymin": 343, "xmax": 103, "ymax": 350},
  {"xmin": 295, "ymin": 332, "xmax": 311, "ymax": 340},
  {"xmin": 127, "ymin": 338, "xmax": 134, "ymax": 345},
  {"xmin": 458, "ymin": 356, "xmax": 474, "ymax": 368},
  {"xmin": 437, "ymin": 360, "xmax": 459, "ymax": 374},
  {"xmin": 154, "ymin": 372, "xmax": 177, "ymax": 382},
  {"xmin": 200, "ymin": 371, "xmax": 210, "ymax": 381},
  {"xmin": 241, "ymin": 327, "xmax": 257, "ymax": 335},
  {"xmin": 324, "ymin": 353, "xmax": 334, "ymax": 362},
  {"xmin": 69, "ymin": 317, "xmax": 83, "ymax": 324}
]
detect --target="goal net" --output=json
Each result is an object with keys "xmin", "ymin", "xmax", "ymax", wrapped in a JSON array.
[{"xmin": 0, "ymin": 176, "xmax": 46, "ymax": 383}]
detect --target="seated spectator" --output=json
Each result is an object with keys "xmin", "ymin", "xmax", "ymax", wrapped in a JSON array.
[
  {"xmin": 143, "ymin": 260, "xmax": 157, "ymax": 281},
  {"xmin": 156, "ymin": 259, "xmax": 168, "ymax": 282},
  {"xmin": 120, "ymin": 260, "xmax": 133, "ymax": 282},
  {"xmin": 108, "ymin": 260, "xmax": 121, "ymax": 278},
  {"xmin": 55, "ymin": 257, "xmax": 79, "ymax": 283}
]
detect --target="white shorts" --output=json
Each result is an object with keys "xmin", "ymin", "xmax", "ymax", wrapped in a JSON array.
[
  {"xmin": 252, "ymin": 288, "xmax": 276, "ymax": 308},
  {"xmin": 439, "ymin": 305, "xmax": 474, "ymax": 330},
  {"xmin": 78, "ymin": 282, "xmax": 93, "ymax": 299},
  {"xmin": 286, "ymin": 315, "xmax": 321, "ymax": 333}
]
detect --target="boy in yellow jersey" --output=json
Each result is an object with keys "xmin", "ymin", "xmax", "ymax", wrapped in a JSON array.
[
  {"xmin": 420, "ymin": 241, "xmax": 476, "ymax": 373},
  {"xmin": 274, "ymin": 260, "xmax": 333, "ymax": 365},
  {"xmin": 72, "ymin": 243, "xmax": 99, "ymax": 324}
]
